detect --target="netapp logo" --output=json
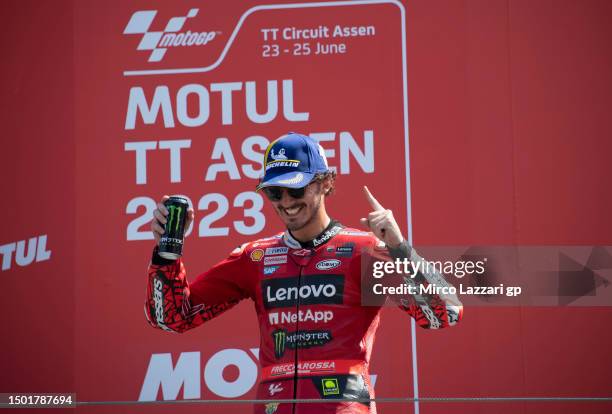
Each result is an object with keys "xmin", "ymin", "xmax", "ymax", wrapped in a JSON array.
[
  {"xmin": 123, "ymin": 9, "xmax": 218, "ymax": 62},
  {"xmin": 268, "ymin": 309, "xmax": 334, "ymax": 325},
  {"xmin": 262, "ymin": 275, "xmax": 344, "ymax": 309}
]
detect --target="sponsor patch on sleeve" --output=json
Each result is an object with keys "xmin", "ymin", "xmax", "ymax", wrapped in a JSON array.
[{"xmin": 250, "ymin": 249, "xmax": 265, "ymax": 261}]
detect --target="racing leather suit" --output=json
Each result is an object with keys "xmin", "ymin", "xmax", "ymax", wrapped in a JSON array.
[{"xmin": 145, "ymin": 220, "xmax": 463, "ymax": 414}]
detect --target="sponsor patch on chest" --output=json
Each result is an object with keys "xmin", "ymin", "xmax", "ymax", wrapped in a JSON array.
[
  {"xmin": 264, "ymin": 255, "xmax": 288, "ymax": 265},
  {"xmin": 315, "ymin": 259, "xmax": 341, "ymax": 270},
  {"xmin": 262, "ymin": 275, "xmax": 344, "ymax": 308}
]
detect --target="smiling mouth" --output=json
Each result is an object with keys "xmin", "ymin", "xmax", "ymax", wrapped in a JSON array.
[{"xmin": 282, "ymin": 205, "xmax": 303, "ymax": 217}]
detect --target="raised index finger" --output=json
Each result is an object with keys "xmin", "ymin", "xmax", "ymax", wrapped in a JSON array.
[{"xmin": 363, "ymin": 186, "xmax": 384, "ymax": 211}]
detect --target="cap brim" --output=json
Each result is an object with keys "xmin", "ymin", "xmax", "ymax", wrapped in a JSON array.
[{"xmin": 256, "ymin": 172, "xmax": 315, "ymax": 191}]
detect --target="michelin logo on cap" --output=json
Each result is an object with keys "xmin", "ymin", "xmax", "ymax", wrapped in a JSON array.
[
  {"xmin": 257, "ymin": 133, "xmax": 330, "ymax": 190},
  {"xmin": 266, "ymin": 148, "xmax": 298, "ymax": 170},
  {"xmin": 265, "ymin": 159, "xmax": 301, "ymax": 171}
]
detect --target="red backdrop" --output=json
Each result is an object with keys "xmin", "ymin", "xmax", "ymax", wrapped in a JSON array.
[{"xmin": 1, "ymin": 1, "xmax": 611, "ymax": 413}]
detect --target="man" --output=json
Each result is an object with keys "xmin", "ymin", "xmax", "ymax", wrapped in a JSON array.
[{"xmin": 146, "ymin": 133, "xmax": 463, "ymax": 414}]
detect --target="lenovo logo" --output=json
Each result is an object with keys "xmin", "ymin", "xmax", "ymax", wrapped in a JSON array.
[{"xmin": 262, "ymin": 275, "xmax": 344, "ymax": 309}]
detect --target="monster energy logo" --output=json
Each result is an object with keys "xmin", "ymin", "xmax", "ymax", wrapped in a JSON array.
[
  {"xmin": 273, "ymin": 330, "xmax": 287, "ymax": 359},
  {"xmin": 166, "ymin": 205, "xmax": 184, "ymax": 233},
  {"xmin": 272, "ymin": 329, "xmax": 332, "ymax": 359}
]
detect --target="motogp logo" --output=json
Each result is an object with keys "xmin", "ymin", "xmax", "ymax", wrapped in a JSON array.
[{"xmin": 123, "ymin": 8, "xmax": 217, "ymax": 62}]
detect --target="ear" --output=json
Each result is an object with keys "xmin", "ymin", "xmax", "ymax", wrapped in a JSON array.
[{"xmin": 321, "ymin": 176, "xmax": 333, "ymax": 195}]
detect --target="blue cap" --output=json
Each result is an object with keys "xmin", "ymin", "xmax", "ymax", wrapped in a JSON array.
[{"xmin": 257, "ymin": 133, "xmax": 329, "ymax": 190}]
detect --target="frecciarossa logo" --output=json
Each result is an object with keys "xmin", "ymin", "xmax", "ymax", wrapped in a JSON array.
[{"xmin": 262, "ymin": 275, "xmax": 344, "ymax": 309}]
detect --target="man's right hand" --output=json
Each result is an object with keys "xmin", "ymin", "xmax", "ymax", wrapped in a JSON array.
[{"xmin": 151, "ymin": 195, "xmax": 195, "ymax": 244}]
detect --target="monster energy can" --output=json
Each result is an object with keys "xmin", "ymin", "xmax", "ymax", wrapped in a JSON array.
[{"xmin": 158, "ymin": 196, "xmax": 189, "ymax": 260}]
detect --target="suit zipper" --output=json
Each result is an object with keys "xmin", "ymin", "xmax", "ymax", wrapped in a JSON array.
[{"xmin": 292, "ymin": 263, "xmax": 304, "ymax": 414}]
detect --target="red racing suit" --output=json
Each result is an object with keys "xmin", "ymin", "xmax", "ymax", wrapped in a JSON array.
[{"xmin": 145, "ymin": 221, "xmax": 463, "ymax": 414}]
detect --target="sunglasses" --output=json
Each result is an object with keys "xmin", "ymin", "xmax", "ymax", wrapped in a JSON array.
[{"xmin": 262, "ymin": 186, "xmax": 308, "ymax": 202}]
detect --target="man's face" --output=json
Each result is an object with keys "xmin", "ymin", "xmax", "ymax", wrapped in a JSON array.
[{"xmin": 265, "ymin": 180, "xmax": 326, "ymax": 232}]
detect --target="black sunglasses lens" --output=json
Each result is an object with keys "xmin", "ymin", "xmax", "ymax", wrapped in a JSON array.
[
  {"xmin": 287, "ymin": 187, "xmax": 306, "ymax": 199},
  {"xmin": 263, "ymin": 186, "xmax": 307, "ymax": 201},
  {"xmin": 263, "ymin": 187, "xmax": 283, "ymax": 201}
]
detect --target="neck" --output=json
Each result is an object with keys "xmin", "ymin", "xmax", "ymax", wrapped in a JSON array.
[{"xmin": 291, "ymin": 207, "xmax": 331, "ymax": 243}]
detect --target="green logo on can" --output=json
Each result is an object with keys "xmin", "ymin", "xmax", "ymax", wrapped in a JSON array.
[{"xmin": 167, "ymin": 204, "xmax": 183, "ymax": 233}]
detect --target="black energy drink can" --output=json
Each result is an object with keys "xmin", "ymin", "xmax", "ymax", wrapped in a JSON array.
[{"xmin": 158, "ymin": 196, "xmax": 189, "ymax": 260}]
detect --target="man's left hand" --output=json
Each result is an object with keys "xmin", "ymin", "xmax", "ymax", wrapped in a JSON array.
[{"xmin": 360, "ymin": 186, "xmax": 404, "ymax": 248}]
